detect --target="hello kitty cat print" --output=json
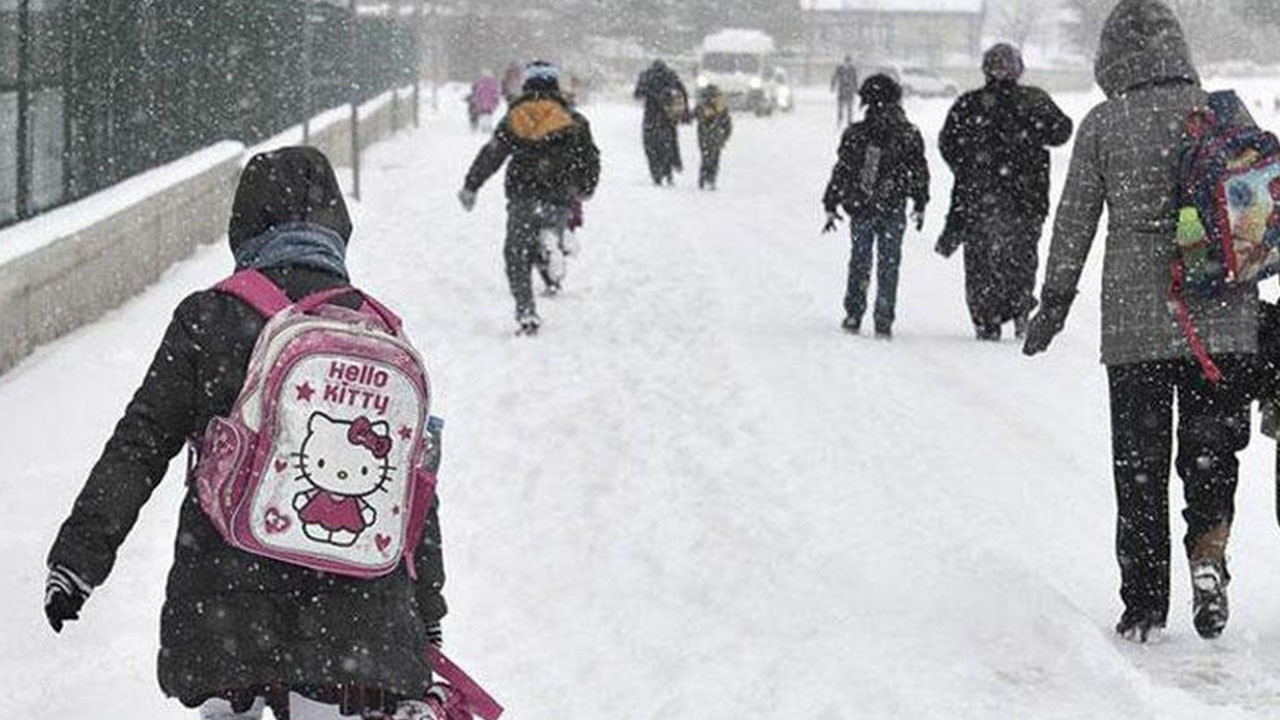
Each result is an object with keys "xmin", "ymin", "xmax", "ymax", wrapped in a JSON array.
[{"xmin": 246, "ymin": 352, "xmax": 424, "ymax": 570}]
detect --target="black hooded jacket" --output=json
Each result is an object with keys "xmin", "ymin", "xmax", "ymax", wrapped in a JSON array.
[
  {"xmin": 823, "ymin": 103, "xmax": 930, "ymax": 217},
  {"xmin": 940, "ymin": 79, "xmax": 1073, "ymax": 222},
  {"xmin": 463, "ymin": 90, "xmax": 600, "ymax": 204},
  {"xmin": 47, "ymin": 146, "xmax": 446, "ymax": 707}
]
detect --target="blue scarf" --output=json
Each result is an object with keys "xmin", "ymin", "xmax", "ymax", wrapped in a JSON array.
[{"xmin": 233, "ymin": 221, "xmax": 349, "ymax": 281}]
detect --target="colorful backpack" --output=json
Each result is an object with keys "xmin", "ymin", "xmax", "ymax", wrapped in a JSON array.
[
  {"xmin": 1170, "ymin": 90, "xmax": 1280, "ymax": 382},
  {"xmin": 190, "ymin": 270, "xmax": 437, "ymax": 579}
]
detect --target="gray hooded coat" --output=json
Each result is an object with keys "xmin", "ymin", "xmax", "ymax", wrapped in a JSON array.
[{"xmin": 1040, "ymin": 0, "xmax": 1257, "ymax": 366}]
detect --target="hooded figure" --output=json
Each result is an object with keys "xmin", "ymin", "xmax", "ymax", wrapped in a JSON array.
[
  {"xmin": 460, "ymin": 61, "xmax": 602, "ymax": 334},
  {"xmin": 695, "ymin": 84, "xmax": 733, "ymax": 190},
  {"xmin": 1024, "ymin": 0, "xmax": 1255, "ymax": 643},
  {"xmin": 45, "ymin": 147, "xmax": 447, "ymax": 716},
  {"xmin": 633, "ymin": 59, "xmax": 689, "ymax": 185},
  {"xmin": 822, "ymin": 74, "xmax": 929, "ymax": 338},
  {"xmin": 938, "ymin": 43, "xmax": 1073, "ymax": 340}
]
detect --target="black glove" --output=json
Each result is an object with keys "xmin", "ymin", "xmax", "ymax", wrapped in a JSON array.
[
  {"xmin": 45, "ymin": 564, "xmax": 92, "ymax": 633},
  {"xmin": 1022, "ymin": 290, "xmax": 1076, "ymax": 356},
  {"xmin": 426, "ymin": 619, "xmax": 443, "ymax": 648},
  {"xmin": 822, "ymin": 209, "xmax": 843, "ymax": 234}
]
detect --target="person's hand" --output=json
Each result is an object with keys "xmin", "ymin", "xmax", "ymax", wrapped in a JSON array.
[
  {"xmin": 910, "ymin": 208, "xmax": 925, "ymax": 232},
  {"xmin": 822, "ymin": 209, "xmax": 843, "ymax": 234},
  {"xmin": 45, "ymin": 564, "xmax": 92, "ymax": 633},
  {"xmin": 457, "ymin": 189, "xmax": 477, "ymax": 212},
  {"xmin": 1022, "ymin": 291, "xmax": 1076, "ymax": 356}
]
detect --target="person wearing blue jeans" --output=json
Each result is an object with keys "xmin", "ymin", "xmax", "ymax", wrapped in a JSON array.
[
  {"xmin": 822, "ymin": 74, "xmax": 929, "ymax": 338},
  {"xmin": 845, "ymin": 212, "xmax": 906, "ymax": 333}
]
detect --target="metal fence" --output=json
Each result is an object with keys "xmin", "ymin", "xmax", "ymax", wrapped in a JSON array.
[{"xmin": 0, "ymin": 0, "xmax": 418, "ymax": 230}]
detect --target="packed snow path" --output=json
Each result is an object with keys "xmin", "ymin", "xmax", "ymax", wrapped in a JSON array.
[{"xmin": 6, "ymin": 84, "xmax": 1280, "ymax": 718}]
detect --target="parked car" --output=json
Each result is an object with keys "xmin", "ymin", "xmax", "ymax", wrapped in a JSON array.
[
  {"xmin": 867, "ymin": 65, "xmax": 959, "ymax": 99},
  {"xmin": 896, "ymin": 66, "xmax": 960, "ymax": 98}
]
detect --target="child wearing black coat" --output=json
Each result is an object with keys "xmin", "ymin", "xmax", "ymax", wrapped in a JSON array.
[{"xmin": 695, "ymin": 85, "xmax": 733, "ymax": 190}]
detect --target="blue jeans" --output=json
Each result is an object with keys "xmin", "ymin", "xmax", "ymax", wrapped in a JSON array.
[{"xmin": 844, "ymin": 211, "xmax": 906, "ymax": 328}]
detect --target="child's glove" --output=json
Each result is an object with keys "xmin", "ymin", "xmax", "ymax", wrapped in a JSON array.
[
  {"xmin": 822, "ymin": 209, "xmax": 843, "ymax": 234},
  {"xmin": 567, "ymin": 199, "xmax": 584, "ymax": 231},
  {"xmin": 457, "ymin": 189, "xmax": 477, "ymax": 212},
  {"xmin": 45, "ymin": 564, "xmax": 92, "ymax": 633},
  {"xmin": 910, "ymin": 206, "xmax": 925, "ymax": 232},
  {"xmin": 426, "ymin": 620, "xmax": 443, "ymax": 648}
]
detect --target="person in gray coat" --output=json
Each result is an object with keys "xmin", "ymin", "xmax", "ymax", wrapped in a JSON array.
[{"xmin": 1022, "ymin": 0, "xmax": 1256, "ymax": 643}]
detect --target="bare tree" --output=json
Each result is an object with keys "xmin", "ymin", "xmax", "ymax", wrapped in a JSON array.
[{"xmin": 988, "ymin": 0, "xmax": 1046, "ymax": 48}]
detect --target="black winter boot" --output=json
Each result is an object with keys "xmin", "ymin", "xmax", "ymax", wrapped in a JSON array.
[{"xmin": 1115, "ymin": 608, "xmax": 1166, "ymax": 643}]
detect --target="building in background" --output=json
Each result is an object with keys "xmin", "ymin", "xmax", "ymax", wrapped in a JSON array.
[{"xmin": 801, "ymin": 0, "xmax": 986, "ymax": 65}]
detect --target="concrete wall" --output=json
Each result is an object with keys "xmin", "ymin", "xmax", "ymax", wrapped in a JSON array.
[{"xmin": 0, "ymin": 89, "xmax": 415, "ymax": 375}]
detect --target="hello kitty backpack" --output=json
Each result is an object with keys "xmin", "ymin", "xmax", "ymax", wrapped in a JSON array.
[{"xmin": 190, "ymin": 269, "xmax": 437, "ymax": 579}]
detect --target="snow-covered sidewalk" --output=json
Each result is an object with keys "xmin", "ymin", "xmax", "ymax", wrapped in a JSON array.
[{"xmin": 5, "ymin": 83, "xmax": 1280, "ymax": 718}]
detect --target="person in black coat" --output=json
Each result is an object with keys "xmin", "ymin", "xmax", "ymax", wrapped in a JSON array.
[
  {"xmin": 823, "ymin": 74, "xmax": 930, "ymax": 339},
  {"xmin": 633, "ymin": 59, "xmax": 689, "ymax": 186},
  {"xmin": 939, "ymin": 43, "xmax": 1073, "ymax": 341},
  {"xmin": 44, "ymin": 147, "xmax": 446, "ymax": 718},
  {"xmin": 831, "ymin": 55, "xmax": 859, "ymax": 127},
  {"xmin": 459, "ymin": 61, "xmax": 601, "ymax": 335}
]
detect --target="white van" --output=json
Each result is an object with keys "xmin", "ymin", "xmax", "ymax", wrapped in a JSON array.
[{"xmin": 695, "ymin": 29, "xmax": 781, "ymax": 116}]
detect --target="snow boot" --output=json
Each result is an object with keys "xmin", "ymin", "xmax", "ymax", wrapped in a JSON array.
[
  {"xmin": 515, "ymin": 312, "xmax": 541, "ymax": 337},
  {"xmin": 841, "ymin": 316, "xmax": 861, "ymax": 334},
  {"xmin": 1115, "ymin": 608, "xmax": 1165, "ymax": 643},
  {"xmin": 1191, "ymin": 558, "xmax": 1230, "ymax": 639},
  {"xmin": 874, "ymin": 321, "xmax": 892, "ymax": 340},
  {"xmin": 975, "ymin": 324, "xmax": 1001, "ymax": 342}
]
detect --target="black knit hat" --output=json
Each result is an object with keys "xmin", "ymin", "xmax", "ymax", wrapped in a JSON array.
[
  {"xmin": 860, "ymin": 73, "xmax": 902, "ymax": 107},
  {"xmin": 228, "ymin": 146, "xmax": 352, "ymax": 253}
]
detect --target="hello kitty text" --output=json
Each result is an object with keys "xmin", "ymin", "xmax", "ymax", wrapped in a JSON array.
[{"xmin": 324, "ymin": 360, "xmax": 392, "ymax": 416}]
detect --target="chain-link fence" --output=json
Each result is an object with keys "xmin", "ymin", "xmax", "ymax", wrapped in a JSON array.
[{"xmin": 0, "ymin": 0, "xmax": 417, "ymax": 230}]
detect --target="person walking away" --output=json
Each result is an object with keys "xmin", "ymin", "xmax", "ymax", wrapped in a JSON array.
[
  {"xmin": 831, "ymin": 55, "xmax": 859, "ymax": 127},
  {"xmin": 42, "ymin": 147, "xmax": 450, "ymax": 718},
  {"xmin": 1022, "ymin": 0, "xmax": 1256, "ymax": 642},
  {"xmin": 468, "ymin": 72, "xmax": 502, "ymax": 133},
  {"xmin": 695, "ymin": 84, "xmax": 733, "ymax": 190},
  {"xmin": 939, "ymin": 43, "xmax": 1073, "ymax": 341},
  {"xmin": 500, "ymin": 62, "xmax": 523, "ymax": 104},
  {"xmin": 458, "ymin": 61, "xmax": 601, "ymax": 336},
  {"xmin": 634, "ymin": 59, "xmax": 689, "ymax": 186},
  {"xmin": 822, "ymin": 74, "xmax": 929, "ymax": 339}
]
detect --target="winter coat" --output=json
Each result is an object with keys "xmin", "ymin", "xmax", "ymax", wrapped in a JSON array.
[
  {"xmin": 831, "ymin": 63, "xmax": 859, "ymax": 100},
  {"xmin": 463, "ymin": 90, "xmax": 601, "ymax": 205},
  {"xmin": 634, "ymin": 62, "xmax": 688, "ymax": 129},
  {"xmin": 1040, "ymin": 0, "xmax": 1258, "ymax": 366},
  {"xmin": 47, "ymin": 148, "xmax": 446, "ymax": 708},
  {"xmin": 823, "ymin": 103, "xmax": 930, "ymax": 218},
  {"xmin": 696, "ymin": 97, "xmax": 732, "ymax": 152},
  {"xmin": 939, "ymin": 80, "xmax": 1073, "ymax": 226}
]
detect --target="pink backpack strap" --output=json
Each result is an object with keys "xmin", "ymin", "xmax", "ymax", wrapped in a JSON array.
[
  {"xmin": 215, "ymin": 269, "xmax": 292, "ymax": 317},
  {"xmin": 428, "ymin": 646, "xmax": 504, "ymax": 720},
  {"xmin": 294, "ymin": 286, "xmax": 405, "ymax": 336}
]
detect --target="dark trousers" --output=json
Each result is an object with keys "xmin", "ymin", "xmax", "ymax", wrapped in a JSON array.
[
  {"xmin": 963, "ymin": 211, "xmax": 1043, "ymax": 333},
  {"xmin": 643, "ymin": 121, "xmax": 681, "ymax": 184},
  {"xmin": 837, "ymin": 95, "xmax": 856, "ymax": 126},
  {"xmin": 1107, "ymin": 356, "xmax": 1251, "ymax": 622},
  {"xmin": 844, "ymin": 211, "xmax": 906, "ymax": 327},
  {"xmin": 699, "ymin": 143, "xmax": 723, "ymax": 188},
  {"xmin": 505, "ymin": 200, "xmax": 568, "ymax": 319}
]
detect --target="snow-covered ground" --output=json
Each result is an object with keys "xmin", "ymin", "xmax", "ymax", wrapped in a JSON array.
[{"xmin": 5, "ymin": 79, "xmax": 1280, "ymax": 719}]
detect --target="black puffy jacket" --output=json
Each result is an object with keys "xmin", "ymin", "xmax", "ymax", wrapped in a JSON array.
[
  {"xmin": 464, "ymin": 90, "xmax": 601, "ymax": 204},
  {"xmin": 47, "ymin": 148, "xmax": 446, "ymax": 709}
]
